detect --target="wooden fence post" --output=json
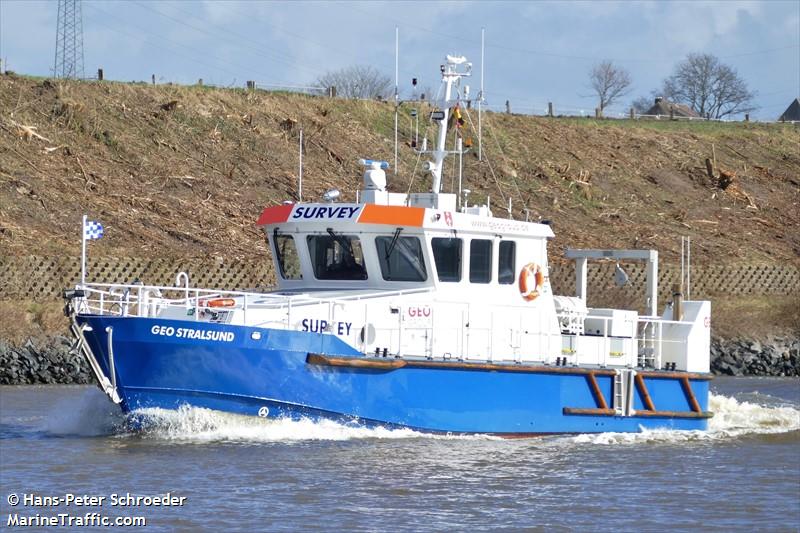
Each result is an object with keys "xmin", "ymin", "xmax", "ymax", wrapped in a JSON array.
[
  {"xmin": 97, "ymin": 68, "xmax": 104, "ymax": 81},
  {"xmin": 246, "ymin": 80, "xmax": 255, "ymax": 90},
  {"xmin": 745, "ymin": 113, "xmax": 750, "ymax": 122},
  {"xmin": 198, "ymin": 78, "xmax": 203, "ymax": 86},
  {"xmin": 548, "ymin": 102, "xmax": 553, "ymax": 117},
  {"xmin": 505, "ymin": 100, "xmax": 511, "ymax": 114},
  {"xmin": 630, "ymin": 108, "xmax": 635, "ymax": 119},
  {"xmin": 151, "ymin": 74, "xmax": 155, "ymax": 85}
]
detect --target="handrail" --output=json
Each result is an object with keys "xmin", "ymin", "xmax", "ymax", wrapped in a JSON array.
[
  {"xmin": 76, "ymin": 281, "xmax": 688, "ymax": 328},
  {"xmin": 73, "ymin": 281, "xmax": 693, "ymax": 368},
  {"xmin": 175, "ymin": 272, "xmax": 190, "ymax": 309},
  {"xmin": 77, "ymin": 281, "xmax": 432, "ymax": 306}
]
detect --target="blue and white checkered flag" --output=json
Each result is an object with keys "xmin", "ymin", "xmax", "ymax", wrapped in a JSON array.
[{"xmin": 83, "ymin": 220, "xmax": 104, "ymax": 240}]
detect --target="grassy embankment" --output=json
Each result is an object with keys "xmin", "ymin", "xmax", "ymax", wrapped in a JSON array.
[{"xmin": 1, "ymin": 74, "xmax": 798, "ymax": 341}]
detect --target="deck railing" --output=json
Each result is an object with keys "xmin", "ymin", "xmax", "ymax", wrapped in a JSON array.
[{"xmin": 73, "ymin": 281, "xmax": 687, "ymax": 368}]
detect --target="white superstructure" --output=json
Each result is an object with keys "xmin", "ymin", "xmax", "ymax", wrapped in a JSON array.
[{"xmin": 74, "ymin": 54, "xmax": 711, "ymax": 375}]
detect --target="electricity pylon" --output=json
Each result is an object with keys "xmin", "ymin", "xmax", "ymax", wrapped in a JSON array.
[{"xmin": 53, "ymin": 0, "xmax": 84, "ymax": 79}]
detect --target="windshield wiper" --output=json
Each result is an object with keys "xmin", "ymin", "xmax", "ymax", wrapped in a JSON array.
[
  {"xmin": 326, "ymin": 227, "xmax": 356, "ymax": 258},
  {"xmin": 385, "ymin": 227, "xmax": 403, "ymax": 260}
]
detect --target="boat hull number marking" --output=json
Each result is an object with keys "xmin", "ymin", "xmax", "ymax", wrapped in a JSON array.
[
  {"xmin": 150, "ymin": 325, "xmax": 235, "ymax": 342},
  {"xmin": 292, "ymin": 206, "xmax": 361, "ymax": 219},
  {"xmin": 301, "ymin": 319, "xmax": 353, "ymax": 335}
]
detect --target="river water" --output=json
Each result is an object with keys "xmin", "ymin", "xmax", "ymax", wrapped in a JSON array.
[{"xmin": 1, "ymin": 378, "xmax": 798, "ymax": 532}]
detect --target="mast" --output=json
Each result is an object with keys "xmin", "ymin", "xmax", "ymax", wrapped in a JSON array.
[
  {"xmin": 479, "ymin": 28, "xmax": 484, "ymax": 162},
  {"xmin": 428, "ymin": 55, "xmax": 471, "ymax": 194},
  {"xmin": 393, "ymin": 26, "xmax": 399, "ymax": 175},
  {"xmin": 298, "ymin": 128, "xmax": 303, "ymax": 201}
]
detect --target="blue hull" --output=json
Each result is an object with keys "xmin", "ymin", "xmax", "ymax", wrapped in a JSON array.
[{"xmin": 77, "ymin": 315, "xmax": 711, "ymax": 435}]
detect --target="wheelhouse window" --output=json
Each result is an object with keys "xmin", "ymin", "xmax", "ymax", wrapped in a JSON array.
[
  {"xmin": 306, "ymin": 232, "xmax": 367, "ymax": 280},
  {"xmin": 498, "ymin": 241, "xmax": 516, "ymax": 285},
  {"xmin": 375, "ymin": 235, "xmax": 427, "ymax": 282},
  {"xmin": 469, "ymin": 239, "xmax": 492, "ymax": 283},
  {"xmin": 273, "ymin": 234, "xmax": 303, "ymax": 280},
  {"xmin": 431, "ymin": 237, "xmax": 462, "ymax": 282}
]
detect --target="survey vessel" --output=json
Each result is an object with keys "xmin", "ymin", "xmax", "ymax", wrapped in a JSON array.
[{"xmin": 65, "ymin": 55, "xmax": 712, "ymax": 435}]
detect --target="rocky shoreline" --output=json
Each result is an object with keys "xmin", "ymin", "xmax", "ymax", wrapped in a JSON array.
[
  {"xmin": 0, "ymin": 335, "xmax": 797, "ymax": 385},
  {"xmin": 710, "ymin": 336, "xmax": 800, "ymax": 377},
  {"xmin": 0, "ymin": 337, "xmax": 92, "ymax": 385}
]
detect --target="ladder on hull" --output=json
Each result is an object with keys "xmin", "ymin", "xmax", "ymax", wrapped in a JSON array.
[{"xmin": 613, "ymin": 369, "xmax": 636, "ymax": 416}]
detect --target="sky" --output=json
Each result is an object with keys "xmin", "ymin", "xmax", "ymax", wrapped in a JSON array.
[{"xmin": 0, "ymin": 0, "xmax": 798, "ymax": 120}]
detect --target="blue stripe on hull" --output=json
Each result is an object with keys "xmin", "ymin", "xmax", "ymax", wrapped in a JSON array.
[{"xmin": 78, "ymin": 316, "xmax": 710, "ymax": 435}]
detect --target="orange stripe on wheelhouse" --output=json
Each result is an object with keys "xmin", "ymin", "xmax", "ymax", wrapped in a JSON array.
[
  {"xmin": 257, "ymin": 203, "xmax": 294, "ymax": 226},
  {"xmin": 358, "ymin": 204, "xmax": 425, "ymax": 227}
]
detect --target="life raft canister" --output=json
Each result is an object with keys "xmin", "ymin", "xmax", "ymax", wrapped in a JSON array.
[{"xmin": 518, "ymin": 262, "xmax": 545, "ymax": 301}]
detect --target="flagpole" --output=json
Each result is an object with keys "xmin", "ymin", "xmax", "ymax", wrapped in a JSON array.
[{"xmin": 81, "ymin": 215, "xmax": 86, "ymax": 286}]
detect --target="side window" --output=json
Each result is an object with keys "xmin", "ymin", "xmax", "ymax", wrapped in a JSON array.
[
  {"xmin": 431, "ymin": 237, "xmax": 462, "ymax": 282},
  {"xmin": 469, "ymin": 239, "xmax": 492, "ymax": 283},
  {"xmin": 273, "ymin": 234, "xmax": 303, "ymax": 280},
  {"xmin": 498, "ymin": 241, "xmax": 516, "ymax": 284},
  {"xmin": 375, "ymin": 236, "xmax": 427, "ymax": 282},
  {"xmin": 306, "ymin": 234, "xmax": 367, "ymax": 280}
]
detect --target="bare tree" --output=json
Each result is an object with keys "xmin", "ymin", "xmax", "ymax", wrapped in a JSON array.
[
  {"xmin": 631, "ymin": 96, "xmax": 653, "ymax": 114},
  {"xmin": 659, "ymin": 53, "xmax": 756, "ymax": 119},
  {"xmin": 316, "ymin": 65, "xmax": 393, "ymax": 100},
  {"xmin": 589, "ymin": 60, "xmax": 632, "ymax": 115}
]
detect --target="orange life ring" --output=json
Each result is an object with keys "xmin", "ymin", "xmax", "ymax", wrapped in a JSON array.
[
  {"xmin": 207, "ymin": 298, "xmax": 236, "ymax": 308},
  {"xmin": 519, "ymin": 262, "xmax": 545, "ymax": 301}
]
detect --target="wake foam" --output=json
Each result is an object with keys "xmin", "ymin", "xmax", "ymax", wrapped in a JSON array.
[
  {"xmin": 707, "ymin": 393, "xmax": 800, "ymax": 436},
  {"xmin": 59, "ymin": 390, "xmax": 797, "ymax": 444},
  {"xmin": 572, "ymin": 393, "xmax": 800, "ymax": 445},
  {"xmin": 127, "ymin": 392, "xmax": 799, "ymax": 444},
  {"xmin": 128, "ymin": 405, "xmax": 434, "ymax": 443}
]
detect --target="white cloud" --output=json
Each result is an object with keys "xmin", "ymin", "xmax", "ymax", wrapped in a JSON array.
[{"xmin": 641, "ymin": 1, "xmax": 764, "ymax": 51}]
